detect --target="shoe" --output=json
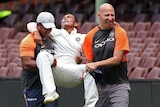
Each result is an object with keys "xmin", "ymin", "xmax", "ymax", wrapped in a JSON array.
[{"xmin": 44, "ymin": 92, "xmax": 59, "ymax": 104}]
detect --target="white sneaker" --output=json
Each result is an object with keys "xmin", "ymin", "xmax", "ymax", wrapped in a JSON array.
[{"xmin": 44, "ymin": 92, "xmax": 59, "ymax": 104}]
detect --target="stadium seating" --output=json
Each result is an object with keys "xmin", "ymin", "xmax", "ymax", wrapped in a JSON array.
[
  {"xmin": 133, "ymin": 22, "xmax": 151, "ymax": 31},
  {"xmin": 146, "ymin": 67, "xmax": 160, "ymax": 79},
  {"xmin": 7, "ymin": 66, "xmax": 22, "ymax": 78},
  {"xmin": 2, "ymin": 13, "xmax": 20, "ymax": 27},
  {"xmin": 150, "ymin": 22, "xmax": 160, "ymax": 34},
  {"xmin": 126, "ymin": 31, "xmax": 136, "ymax": 38},
  {"xmin": 0, "ymin": 67, "xmax": 9, "ymax": 78},
  {"xmin": 119, "ymin": 22, "xmax": 134, "ymax": 31},
  {"xmin": 14, "ymin": 32, "xmax": 28, "ymax": 43},
  {"xmin": 0, "ymin": 0, "xmax": 160, "ymax": 79},
  {"xmin": 0, "ymin": 27, "xmax": 16, "ymax": 41},
  {"xmin": 129, "ymin": 67, "xmax": 146, "ymax": 79},
  {"xmin": 127, "ymin": 57, "xmax": 142, "ymax": 75}
]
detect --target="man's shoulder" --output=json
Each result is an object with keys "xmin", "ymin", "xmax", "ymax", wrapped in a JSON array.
[{"xmin": 20, "ymin": 33, "xmax": 35, "ymax": 45}]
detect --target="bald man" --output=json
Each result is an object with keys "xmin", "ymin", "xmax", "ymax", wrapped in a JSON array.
[{"xmin": 83, "ymin": 3, "xmax": 131, "ymax": 107}]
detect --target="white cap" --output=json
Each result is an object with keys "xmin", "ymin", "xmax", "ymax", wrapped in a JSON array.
[{"xmin": 36, "ymin": 11, "xmax": 56, "ymax": 29}]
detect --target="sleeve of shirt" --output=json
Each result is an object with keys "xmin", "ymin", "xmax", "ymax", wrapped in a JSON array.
[
  {"xmin": 83, "ymin": 27, "xmax": 98, "ymax": 61},
  {"xmin": 27, "ymin": 22, "xmax": 38, "ymax": 33},
  {"xmin": 50, "ymin": 28, "xmax": 61, "ymax": 37},
  {"xmin": 19, "ymin": 34, "xmax": 36, "ymax": 57},
  {"xmin": 114, "ymin": 26, "xmax": 130, "ymax": 54},
  {"xmin": 83, "ymin": 34, "xmax": 93, "ymax": 61},
  {"xmin": 114, "ymin": 26, "xmax": 130, "ymax": 62}
]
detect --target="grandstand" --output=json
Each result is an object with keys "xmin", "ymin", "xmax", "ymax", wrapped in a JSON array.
[
  {"xmin": 0, "ymin": 0, "xmax": 159, "ymax": 79},
  {"xmin": 0, "ymin": 0, "xmax": 160, "ymax": 107}
]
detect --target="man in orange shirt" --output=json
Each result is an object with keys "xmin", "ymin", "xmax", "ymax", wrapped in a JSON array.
[
  {"xmin": 20, "ymin": 12, "xmax": 58, "ymax": 107},
  {"xmin": 83, "ymin": 3, "xmax": 131, "ymax": 107}
]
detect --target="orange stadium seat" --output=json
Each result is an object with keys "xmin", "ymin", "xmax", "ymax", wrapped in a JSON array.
[
  {"xmin": 144, "ymin": 37, "xmax": 159, "ymax": 45},
  {"xmin": 145, "ymin": 42, "xmax": 159, "ymax": 49},
  {"xmin": 152, "ymin": 31, "xmax": 160, "ymax": 38},
  {"xmin": 129, "ymin": 67, "xmax": 146, "ymax": 79},
  {"xmin": 5, "ymin": 62, "xmax": 18, "ymax": 72},
  {"xmin": 0, "ymin": 49, "xmax": 7, "ymax": 58},
  {"xmin": 0, "ymin": 44, "xmax": 6, "ymax": 49},
  {"xmin": 7, "ymin": 52, "xmax": 20, "ymax": 62},
  {"xmin": 141, "ymin": 57, "xmax": 158, "ymax": 71},
  {"xmin": 128, "ymin": 38, "xmax": 143, "ymax": 47},
  {"xmin": 119, "ymin": 22, "xmax": 134, "ymax": 31},
  {"xmin": 130, "ymin": 42, "xmax": 146, "ymax": 51},
  {"xmin": 0, "ymin": 57, "xmax": 10, "ymax": 67},
  {"xmin": 146, "ymin": 67, "xmax": 160, "ymax": 79},
  {"xmin": 150, "ymin": 21, "xmax": 160, "ymax": 34},
  {"xmin": 8, "ymin": 48, "xmax": 19, "ymax": 53},
  {"xmin": 0, "ymin": 67, "xmax": 9, "ymax": 78},
  {"xmin": 140, "ymin": 52, "xmax": 157, "ymax": 67},
  {"xmin": 0, "ymin": 27, "xmax": 16, "ymax": 41},
  {"xmin": 7, "ymin": 66, "xmax": 22, "ymax": 78},
  {"xmin": 135, "ymin": 31, "xmax": 150, "ymax": 41},
  {"xmin": 127, "ymin": 57, "xmax": 142, "ymax": 75},
  {"xmin": 143, "ymin": 48, "xmax": 159, "ymax": 57},
  {"xmin": 129, "ymin": 48, "xmax": 143, "ymax": 56},
  {"xmin": 3, "ymin": 39, "xmax": 19, "ymax": 46},
  {"xmin": 6, "ymin": 44, "xmax": 19, "ymax": 51},
  {"xmin": 156, "ymin": 52, "xmax": 160, "ymax": 58},
  {"xmin": 133, "ymin": 22, "xmax": 151, "ymax": 31},
  {"xmin": 12, "ymin": 57, "xmax": 22, "ymax": 67},
  {"xmin": 14, "ymin": 32, "xmax": 28, "ymax": 43},
  {"xmin": 126, "ymin": 53, "xmax": 137, "ymax": 64},
  {"xmin": 127, "ymin": 31, "xmax": 136, "ymax": 38}
]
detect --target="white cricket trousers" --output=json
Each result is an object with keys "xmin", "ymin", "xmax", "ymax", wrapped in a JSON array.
[{"xmin": 36, "ymin": 51, "xmax": 98, "ymax": 107}]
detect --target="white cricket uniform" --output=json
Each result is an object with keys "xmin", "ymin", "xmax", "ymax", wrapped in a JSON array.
[{"xmin": 35, "ymin": 27, "xmax": 98, "ymax": 107}]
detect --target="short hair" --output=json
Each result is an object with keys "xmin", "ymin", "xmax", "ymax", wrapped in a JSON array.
[{"xmin": 63, "ymin": 12, "xmax": 78, "ymax": 23}]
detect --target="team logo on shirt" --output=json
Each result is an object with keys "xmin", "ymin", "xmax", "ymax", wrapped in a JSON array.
[
  {"xmin": 109, "ymin": 31, "xmax": 114, "ymax": 37},
  {"xmin": 75, "ymin": 37, "xmax": 80, "ymax": 41},
  {"xmin": 95, "ymin": 38, "xmax": 114, "ymax": 48},
  {"xmin": 94, "ymin": 39, "xmax": 100, "ymax": 44},
  {"xmin": 94, "ymin": 30, "xmax": 115, "ymax": 48}
]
